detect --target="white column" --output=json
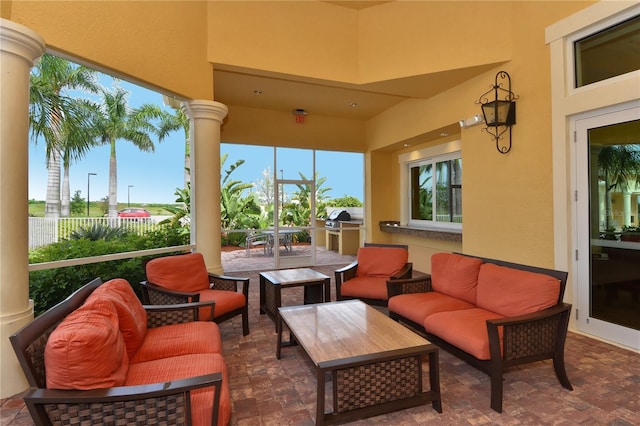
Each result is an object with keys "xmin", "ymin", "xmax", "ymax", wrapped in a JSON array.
[
  {"xmin": 0, "ymin": 19, "xmax": 45, "ymax": 398},
  {"xmin": 184, "ymin": 100, "xmax": 228, "ymax": 274},
  {"xmin": 623, "ymin": 189, "xmax": 631, "ymax": 228}
]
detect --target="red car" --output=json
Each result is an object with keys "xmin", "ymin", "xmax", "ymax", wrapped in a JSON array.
[{"xmin": 117, "ymin": 208, "xmax": 150, "ymax": 218}]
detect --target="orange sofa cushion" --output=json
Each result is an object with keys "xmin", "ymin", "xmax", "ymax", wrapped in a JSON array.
[
  {"xmin": 198, "ymin": 289, "xmax": 245, "ymax": 320},
  {"xmin": 340, "ymin": 276, "xmax": 389, "ymax": 300},
  {"xmin": 45, "ymin": 296, "xmax": 128, "ymax": 390},
  {"xmin": 476, "ymin": 263, "xmax": 561, "ymax": 317},
  {"xmin": 91, "ymin": 278, "xmax": 147, "ymax": 359},
  {"xmin": 431, "ymin": 253, "xmax": 483, "ymax": 305},
  {"xmin": 125, "ymin": 353, "xmax": 231, "ymax": 426},
  {"xmin": 355, "ymin": 247, "xmax": 408, "ymax": 278},
  {"xmin": 130, "ymin": 322, "xmax": 223, "ymax": 364},
  {"xmin": 423, "ymin": 308, "xmax": 505, "ymax": 360},
  {"xmin": 146, "ymin": 253, "xmax": 210, "ymax": 292},
  {"xmin": 389, "ymin": 292, "xmax": 476, "ymax": 326}
]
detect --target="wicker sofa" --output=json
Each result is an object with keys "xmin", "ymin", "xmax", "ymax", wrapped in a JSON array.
[
  {"xmin": 387, "ymin": 252, "xmax": 573, "ymax": 413},
  {"xmin": 10, "ymin": 277, "xmax": 230, "ymax": 426}
]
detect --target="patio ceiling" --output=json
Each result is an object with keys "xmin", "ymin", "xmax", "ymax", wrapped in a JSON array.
[{"xmin": 212, "ymin": 62, "xmax": 501, "ymax": 121}]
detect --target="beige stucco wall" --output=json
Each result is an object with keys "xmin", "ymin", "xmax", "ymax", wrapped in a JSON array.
[{"xmin": 5, "ymin": 0, "xmax": 213, "ymax": 100}]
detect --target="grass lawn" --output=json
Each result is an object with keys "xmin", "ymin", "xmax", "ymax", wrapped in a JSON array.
[{"xmin": 28, "ymin": 200, "xmax": 178, "ymax": 217}]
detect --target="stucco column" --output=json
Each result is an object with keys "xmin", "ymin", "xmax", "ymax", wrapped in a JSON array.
[
  {"xmin": 184, "ymin": 100, "xmax": 228, "ymax": 274},
  {"xmin": 0, "ymin": 19, "xmax": 45, "ymax": 398}
]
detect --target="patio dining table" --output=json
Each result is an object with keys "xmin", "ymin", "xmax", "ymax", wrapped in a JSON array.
[{"xmin": 263, "ymin": 229, "xmax": 298, "ymax": 255}]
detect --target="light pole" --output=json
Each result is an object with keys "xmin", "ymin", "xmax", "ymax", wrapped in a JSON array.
[
  {"xmin": 128, "ymin": 185, "xmax": 134, "ymax": 208},
  {"xmin": 87, "ymin": 172, "xmax": 96, "ymax": 216}
]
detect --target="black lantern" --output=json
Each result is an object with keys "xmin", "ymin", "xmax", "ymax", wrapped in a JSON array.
[{"xmin": 476, "ymin": 71, "xmax": 518, "ymax": 154}]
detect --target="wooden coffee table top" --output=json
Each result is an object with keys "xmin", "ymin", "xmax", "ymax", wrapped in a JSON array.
[
  {"xmin": 278, "ymin": 300, "xmax": 433, "ymax": 366},
  {"xmin": 260, "ymin": 268, "xmax": 329, "ymax": 286}
]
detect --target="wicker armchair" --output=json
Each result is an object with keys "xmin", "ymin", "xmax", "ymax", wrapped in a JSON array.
[
  {"xmin": 9, "ymin": 277, "xmax": 224, "ymax": 426},
  {"xmin": 335, "ymin": 243, "xmax": 412, "ymax": 307},
  {"xmin": 141, "ymin": 252, "xmax": 250, "ymax": 336}
]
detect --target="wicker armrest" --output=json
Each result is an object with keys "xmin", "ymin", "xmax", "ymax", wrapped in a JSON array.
[
  {"xmin": 144, "ymin": 301, "xmax": 216, "ymax": 326},
  {"xmin": 208, "ymin": 273, "xmax": 250, "ymax": 298},
  {"xmin": 486, "ymin": 303, "xmax": 572, "ymax": 363},
  {"xmin": 140, "ymin": 281, "xmax": 200, "ymax": 304},
  {"xmin": 390, "ymin": 262, "xmax": 413, "ymax": 280},
  {"xmin": 23, "ymin": 373, "xmax": 223, "ymax": 426},
  {"xmin": 386, "ymin": 275, "xmax": 432, "ymax": 298},
  {"xmin": 335, "ymin": 261, "xmax": 358, "ymax": 283}
]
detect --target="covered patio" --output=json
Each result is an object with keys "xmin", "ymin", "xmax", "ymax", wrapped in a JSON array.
[{"xmin": 3, "ymin": 263, "xmax": 639, "ymax": 425}]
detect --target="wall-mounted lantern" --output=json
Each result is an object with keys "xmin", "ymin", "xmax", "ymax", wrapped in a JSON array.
[{"xmin": 476, "ymin": 71, "xmax": 518, "ymax": 154}]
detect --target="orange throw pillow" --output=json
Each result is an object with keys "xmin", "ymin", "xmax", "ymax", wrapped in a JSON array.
[
  {"xmin": 355, "ymin": 247, "xmax": 408, "ymax": 278},
  {"xmin": 45, "ymin": 296, "xmax": 128, "ymax": 390},
  {"xmin": 146, "ymin": 253, "xmax": 210, "ymax": 292},
  {"xmin": 91, "ymin": 278, "xmax": 148, "ymax": 359},
  {"xmin": 431, "ymin": 253, "xmax": 483, "ymax": 304},
  {"xmin": 476, "ymin": 263, "xmax": 560, "ymax": 317}
]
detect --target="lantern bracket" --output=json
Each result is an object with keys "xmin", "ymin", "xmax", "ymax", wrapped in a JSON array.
[{"xmin": 476, "ymin": 71, "xmax": 518, "ymax": 154}]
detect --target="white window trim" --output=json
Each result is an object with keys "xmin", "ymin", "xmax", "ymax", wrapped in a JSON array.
[{"xmin": 399, "ymin": 139, "xmax": 462, "ymax": 231}]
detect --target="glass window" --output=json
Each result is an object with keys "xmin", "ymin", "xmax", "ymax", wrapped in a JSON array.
[
  {"xmin": 409, "ymin": 153, "xmax": 462, "ymax": 227},
  {"xmin": 574, "ymin": 15, "xmax": 640, "ymax": 87}
]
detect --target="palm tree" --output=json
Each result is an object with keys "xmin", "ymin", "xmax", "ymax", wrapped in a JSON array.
[
  {"xmin": 93, "ymin": 86, "xmax": 171, "ymax": 217},
  {"xmin": 59, "ymin": 99, "xmax": 101, "ymax": 216},
  {"xmin": 598, "ymin": 144, "xmax": 640, "ymax": 229},
  {"xmin": 220, "ymin": 154, "xmax": 261, "ymax": 229},
  {"xmin": 29, "ymin": 54, "xmax": 99, "ymax": 218},
  {"xmin": 157, "ymin": 106, "xmax": 190, "ymax": 187}
]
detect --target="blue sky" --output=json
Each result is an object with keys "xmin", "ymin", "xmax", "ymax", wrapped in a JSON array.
[{"xmin": 28, "ymin": 74, "xmax": 364, "ymax": 205}]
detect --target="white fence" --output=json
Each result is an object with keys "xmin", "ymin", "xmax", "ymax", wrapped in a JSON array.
[{"xmin": 28, "ymin": 216, "xmax": 171, "ymax": 250}]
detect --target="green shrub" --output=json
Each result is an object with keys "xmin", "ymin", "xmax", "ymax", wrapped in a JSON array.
[{"xmin": 29, "ymin": 226, "xmax": 190, "ymax": 316}]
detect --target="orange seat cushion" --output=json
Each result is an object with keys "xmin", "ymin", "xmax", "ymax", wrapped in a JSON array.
[
  {"xmin": 431, "ymin": 253, "xmax": 482, "ymax": 304},
  {"xmin": 388, "ymin": 292, "xmax": 476, "ymax": 325},
  {"xmin": 45, "ymin": 296, "xmax": 128, "ymax": 390},
  {"xmin": 340, "ymin": 276, "xmax": 389, "ymax": 300},
  {"xmin": 476, "ymin": 263, "xmax": 561, "ymax": 317},
  {"xmin": 125, "ymin": 353, "xmax": 231, "ymax": 426},
  {"xmin": 130, "ymin": 322, "xmax": 223, "ymax": 364},
  {"xmin": 424, "ymin": 308, "xmax": 505, "ymax": 360},
  {"xmin": 90, "ymin": 278, "xmax": 148, "ymax": 358},
  {"xmin": 146, "ymin": 253, "xmax": 210, "ymax": 292},
  {"xmin": 198, "ymin": 289, "xmax": 245, "ymax": 320},
  {"xmin": 355, "ymin": 247, "xmax": 408, "ymax": 278}
]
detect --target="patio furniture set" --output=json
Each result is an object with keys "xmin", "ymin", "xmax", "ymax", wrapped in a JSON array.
[{"xmin": 9, "ymin": 246, "xmax": 573, "ymax": 425}]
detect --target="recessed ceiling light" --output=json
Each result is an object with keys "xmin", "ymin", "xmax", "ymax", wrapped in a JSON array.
[
  {"xmin": 440, "ymin": 133, "xmax": 449, "ymax": 137},
  {"xmin": 350, "ymin": 102, "xmax": 358, "ymax": 108},
  {"xmin": 253, "ymin": 90, "xmax": 263, "ymax": 95},
  {"xmin": 403, "ymin": 143, "xmax": 410, "ymax": 147}
]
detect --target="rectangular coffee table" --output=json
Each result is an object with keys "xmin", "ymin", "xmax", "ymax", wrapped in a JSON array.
[
  {"xmin": 276, "ymin": 300, "xmax": 441, "ymax": 425},
  {"xmin": 259, "ymin": 268, "xmax": 330, "ymax": 330}
]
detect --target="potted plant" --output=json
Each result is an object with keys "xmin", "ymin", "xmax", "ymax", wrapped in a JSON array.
[{"xmin": 621, "ymin": 226, "xmax": 640, "ymax": 242}]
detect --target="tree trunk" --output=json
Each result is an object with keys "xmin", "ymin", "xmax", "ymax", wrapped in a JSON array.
[
  {"xmin": 108, "ymin": 139, "xmax": 118, "ymax": 217},
  {"xmin": 61, "ymin": 164, "xmax": 70, "ymax": 217},
  {"xmin": 44, "ymin": 150, "xmax": 61, "ymax": 218}
]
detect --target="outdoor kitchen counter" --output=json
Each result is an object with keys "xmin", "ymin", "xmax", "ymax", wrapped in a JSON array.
[{"xmin": 315, "ymin": 219, "xmax": 363, "ymax": 256}]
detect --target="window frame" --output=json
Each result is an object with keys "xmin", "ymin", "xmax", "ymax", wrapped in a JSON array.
[
  {"xmin": 399, "ymin": 140, "xmax": 462, "ymax": 232},
  {"xmin": 566, "ymin": 7, "xmax": 640, "ymax": 95}
]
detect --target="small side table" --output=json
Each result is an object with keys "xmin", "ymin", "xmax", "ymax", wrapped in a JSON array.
[{"xmin": 259, "ymin": 268, "xmax": 330, "ymax": 330}]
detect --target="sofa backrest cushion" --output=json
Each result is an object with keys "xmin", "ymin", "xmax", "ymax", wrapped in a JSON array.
[
  {"xmin": 431, "ymin": 253, "xmax": 483, "ymax": 305},
  {"xmin": 45, "ymin": 296, "xmax": 128, "ymax": 390},
  {"xmin": 146, "ymin": 252, "xmax": 209, "ymax": 292},
  {"xmin": 476, "ymin": 263, "xmax": 561, "ymax": 317},
  {"xmin": 355, "ymin": 246, "xmax": 408, "ymax": 278},
  {"xmin": 91, "ymin": 279, "xmax": 147, "ymax": 359}
]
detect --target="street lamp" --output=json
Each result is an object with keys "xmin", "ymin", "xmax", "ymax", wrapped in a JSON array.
[
  {"xmin": 87, "ymin": 172, "xmax": 97, "ymax": 216},
  {"xmin": 128, "ymin": 185, "xmax": 134, "ymax": 207}
]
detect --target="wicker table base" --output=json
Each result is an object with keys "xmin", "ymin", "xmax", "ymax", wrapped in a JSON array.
[
  {"xmin": 259, "ymin": 268, "xmax": 330, "ymax": 331},
  {"xmin": 277, "ymin": 300, "xmax": 441, "ymax": 425}
]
